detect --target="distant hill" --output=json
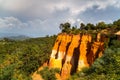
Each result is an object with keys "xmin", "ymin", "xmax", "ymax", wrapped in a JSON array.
[
  {"xmin": 0, "ymin": 33, "xmax": 19, "ymax": 38},
  {"xmin": 6, "ymin": 35, "xmax": 30, "ymax": 40},
  {"xmin": 0, "ymin": 33, "xmax": 30, "ymax": 40}
]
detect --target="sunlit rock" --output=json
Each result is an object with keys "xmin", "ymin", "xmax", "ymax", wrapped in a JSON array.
[{"xmin": 33, "ymin": 33, "xmax": 107, "ymax": 80}]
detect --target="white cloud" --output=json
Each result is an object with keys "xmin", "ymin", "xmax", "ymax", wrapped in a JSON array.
[
  {"xmin": 77, "ymin": 19, "xmax": 84, "ymax": 23},
  {"xmin": 0, "ymin": 17, "xmax": 27, "ymax": 29},
  {"xmin": 0, "ymin": 16, "xmax": 60, "ymax": 37}
]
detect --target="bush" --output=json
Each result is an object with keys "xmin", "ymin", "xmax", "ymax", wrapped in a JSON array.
[{"xmin": 38, "ymin": 67, "xmax": 60, "ymax": 80}]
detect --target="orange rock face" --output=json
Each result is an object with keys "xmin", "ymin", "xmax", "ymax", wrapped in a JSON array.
[
  {"xmin": 77, "ymin": 34, "xmax": 92, "ymax": 71},
  {"xmin": 87, "ymin": 33, "xmax": 105, "ymax": 66},
  {"xmin": 32, "ymin": 33, "xmax": 107, "ymax": 80},
  {"xmin": 61, "ymin": 34, "xmax": 80, "ymax": 79},
  {"xmin": 57, "ymin": 34, "xmax": 72, "ymax": 59},
  {"xmin": 49, "ymin": 33, "xmax": 72, "ymax": 69},
  {"xmin": 50, "ymin": 34, "xmax": 63, "ymax": 59},
  {"xmin": 48, "ymin": 33, "xmax": 106, "ymax": 79},
  {"xmin": 49, "ymin": 34, "xmax": 63, "ymax": 68}
]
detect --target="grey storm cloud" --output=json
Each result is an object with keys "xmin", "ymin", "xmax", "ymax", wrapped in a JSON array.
[
  {"xmin": 1, "ymin": 0, "xmax": 120, "ymax": 18},
  {"xmin": 0, "ymin": 0, "xmax": 120, "ymax": 37}
]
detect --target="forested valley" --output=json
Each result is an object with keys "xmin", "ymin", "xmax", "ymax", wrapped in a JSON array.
[{"xmin": 0, "ymin": 36, "xmax": 56, "ymax": 80}]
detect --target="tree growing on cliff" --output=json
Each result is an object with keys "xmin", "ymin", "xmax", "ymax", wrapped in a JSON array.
[
  {"xmin": 80, "ymin": 23, "xmax": 85, "ymax": 30},
  {"xmin": 96, "ymin": 22, "xmax": 107, "ymax": 30},
  {"xmin": 113, "ymin": 19, "xmax": 120, "ymax": 30},
  {"xmin": 59, "ymin": 22, "xmax": 71, "ymax": 33},
  {"xmin": 84, "ymin": 23, "xmax": 95, "ymax": 30}
]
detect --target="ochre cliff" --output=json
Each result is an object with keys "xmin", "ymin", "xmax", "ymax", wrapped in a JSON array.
[
  {"xmin": 61, "ymin": 34, "xmax": 80, "ymax": 79},
  {"xmin": 77, "ymin": 34, "xmax": 92, "ymax": 71},
  {"xmin": 49, "ymin": 33, "xmax": 106, "ymax": 79},
  {"xmin": 32, "ymin": 33, "xmax": 107, "ymax": 80},
  {"xmin": 49, "ymin": 33, "xmax": 72, "ymax": 69}
]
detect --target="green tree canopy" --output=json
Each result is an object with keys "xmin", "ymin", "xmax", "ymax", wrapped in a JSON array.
[
  {"xmin": 96, "ymin": 21, "xmax": 107, "ymax": 30},
  {"xmin": 59, "ymin": 22, "xmax": 71, "ymax": 33}
]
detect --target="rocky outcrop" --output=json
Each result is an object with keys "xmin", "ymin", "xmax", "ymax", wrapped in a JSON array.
[
  {"xmin": 61, "ymin": 34, "xmax": 80, "ymax": 79},
  {"xmin": 32, "ymin": 33, "xmax": 107, "ymax": 80},
  {"xmin": 49, "ymin": 33, "xmax": 72, "ymax": 69},
  {"xmin": 49, "ymin": 33, "xmax": 106, "ymax": 79},
  {"xmin": 87, "ymin": 33, "xmax": 105, "ymax": 66},
  {"xmin": 77, "ymin": 34, "xmax": 92, "ymax": 71}
]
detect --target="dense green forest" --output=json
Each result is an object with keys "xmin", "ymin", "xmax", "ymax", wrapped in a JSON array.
[
  {"xmin": 0, "ymin": 36, "xmax": 56, "ymax": 80},
  {"xmin": 0, "ymin": 19, "xmax": 120, "ymax": 80}
]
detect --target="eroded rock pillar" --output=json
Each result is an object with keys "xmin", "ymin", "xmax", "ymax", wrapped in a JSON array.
[
  {"xmin": 49, "ymin": 34, "xmax": 63, "ymax": 68},
  {"xmin": 87, "ymin": 33, "xmax": 104, "ymax": 66},
  {"xmin": 61, "ymin": 34, "xmax": 80, "ymax": 79},
  {"xmin": 49, "ymin": 33, "xmax": 72, "ymax": 69},
  {"xmin": 56, "ymin": 34, "xmax": 72, "ymax": 69},
  {"xmin": 77, "ymin": 34, "xmax": 92, "ymax": 71}
]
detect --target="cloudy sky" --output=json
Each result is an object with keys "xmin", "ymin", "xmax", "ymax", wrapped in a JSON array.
[{"xmin": 0, "ymin": 0, "xmax": 120, "ymax": 37}]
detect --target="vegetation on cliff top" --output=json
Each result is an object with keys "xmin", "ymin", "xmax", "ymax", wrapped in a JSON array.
[{"xmin": 59, "ymin": 19, "xmax": 120, "ymax": 34}]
